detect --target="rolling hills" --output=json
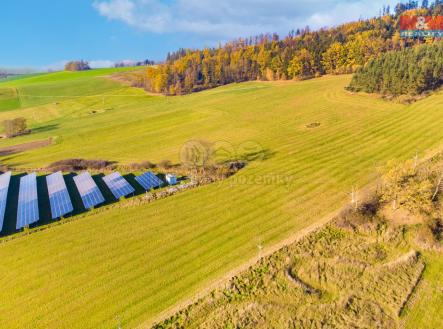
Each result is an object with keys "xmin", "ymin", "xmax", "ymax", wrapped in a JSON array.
[{"xmin": 0, "ymin": 69, "xmax": 443, "ymax": 328}]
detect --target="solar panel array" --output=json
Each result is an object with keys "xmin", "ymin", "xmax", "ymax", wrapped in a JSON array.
[
  {"xmin": 103, "ymin": 172, "xmax": 135, "ymax": 199},
  {"xmin": 0, "ymin": 171, "xmax": 12, "ymax": 232},
  {"xmin": 74, "ymin": 172, "xmax": 105, "ymax": 209},
  {"xmin": 47, "ymin": 171, "xmax": 73, "ymax": 219},
  {"xmin": 135, "ymin": 171, "xmax": 163, "ymax": 191},
  {"xmin": 17, "ymin": 173, "xmax": 39, "ymax": 229},
  {"xmin": 3, "ymin": 170, "xmax": 168, "ymax": 233}
]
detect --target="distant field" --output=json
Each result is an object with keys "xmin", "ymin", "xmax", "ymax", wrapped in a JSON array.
[
  {"xmin": 1, "ymin": 70, "xmax": 443, "ymax": 328},
  {"xmin": 0, "ymin": 73, "xmax": 43, "ymax": 83}
]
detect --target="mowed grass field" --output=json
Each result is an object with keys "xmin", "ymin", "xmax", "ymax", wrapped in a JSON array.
[
  {"xmin": 402, "ymin": 252, "xmax": 443, "ymax": 329},
  {"xmin": 0, "ymin": 87, "xmax": 20, "ymax": 112},
  {"xmin": 0, "ymin": 70, "xmax": 443, "ymax": 328}
]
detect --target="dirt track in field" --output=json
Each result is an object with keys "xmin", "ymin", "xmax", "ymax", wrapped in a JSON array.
[{"xmin": 0, "ymin": 138, "xmax": 52, "ymax": 156}]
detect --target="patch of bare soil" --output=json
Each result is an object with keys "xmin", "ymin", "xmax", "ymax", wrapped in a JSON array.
[
  {"xmin": 0, "ymin": 138, "xmax": 52, "ymax": 156},
  {"xmin": 380, "ymin": 206, "xmax": 425, "ymax": 226}
]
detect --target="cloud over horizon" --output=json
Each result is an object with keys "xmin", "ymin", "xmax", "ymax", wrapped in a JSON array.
[{"xmin": 93, "ymin": 0, "xmax": 398, "ymax": 40}]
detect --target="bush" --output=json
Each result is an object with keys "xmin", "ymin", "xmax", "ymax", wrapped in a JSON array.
[
  {"xmin": 336, "ymin": 196, "xmax": 382, "ymax": 231},
  {"xmin": 415, "ymin": 219, "xmax": 442, "ymax": 249},
  {"xmin": 3, "ymin": 117, "xmax": 30, "ymax": 138},
  {"xmin": 48, "ymin": 159, "xmax": 114, "ymax": 172},
  {"xmin": 158, "ymin": 160, "xmax": 173, "ymax": 169},
  {"xmin": 127, "ymin": 161, "xmax": 156, "ymax": 170}
]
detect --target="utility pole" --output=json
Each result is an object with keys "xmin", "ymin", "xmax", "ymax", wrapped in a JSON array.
[
  {"xmin": 257, "ymin": 243, "xmax": 263, "ymax": 260},
  {"xmin": 414, "ymin": 150, "xmax": 419, "ymax": 169},
  {"xmin": 350, "ymin": 186, "xmax": 358, "ymax": 210}
]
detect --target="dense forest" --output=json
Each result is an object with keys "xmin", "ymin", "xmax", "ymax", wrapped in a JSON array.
[
  {"xmin": 121, "ymin": 1, "xmax": 443, "ymax": 95},
  {"xmin": 348, "ymin": 41, "xmax": 443, "ymax": 95}
]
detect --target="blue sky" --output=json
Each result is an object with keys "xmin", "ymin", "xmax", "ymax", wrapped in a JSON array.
[{"xmin": 2, "ymin": 0, "xmax": 399, "ymax": 71}]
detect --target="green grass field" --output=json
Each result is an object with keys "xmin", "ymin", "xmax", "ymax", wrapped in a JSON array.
[
  {"xmin": 0, "ymin": 87, "xmax": 20, "ymax": 112},
  {"xmin": 0, "ymin": 70, "xmax": 443, "ymax": 328},
  {"xmin": 402, "ymin": 252, "xmax": 443, "ymax": 328}
]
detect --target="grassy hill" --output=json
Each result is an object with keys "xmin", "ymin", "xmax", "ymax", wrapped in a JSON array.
[{"xmin": 0, "ymin": 69, "xmax": 443, "ymax": 328}]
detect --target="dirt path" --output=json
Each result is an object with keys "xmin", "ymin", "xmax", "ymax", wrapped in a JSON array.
[{"xmin": 0, "ymin": 138, "xmax": 52, "ymax": 156}]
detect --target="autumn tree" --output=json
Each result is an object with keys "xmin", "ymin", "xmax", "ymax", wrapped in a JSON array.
[
  {"xmin": 380, "ymin": 160, "xmax": 434, "ymax": 214},
  {"xmin": 288, "ymin": 49, "xmax": 315, "ymax": 79},
  {"xmin": 3, "ymin": 117, "xmax": 29, "ymax": 138},
  {"xmin": 322, "ymin": 42, "xmax": 348, "ymax": 74},
  {"xmin": 64, "ymin": 60, "xmax": 90, "ymax": 71}
]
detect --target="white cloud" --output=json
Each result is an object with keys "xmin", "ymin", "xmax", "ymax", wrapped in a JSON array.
[
  {"xmin": 88, "ymin": 59, "xmax": 115, "ymax": 68},
  {"xmin": 93, "ymin": 0, "xmax": 399, "ymax": 39},
  {"xmin": 42, "ymin": 60, "xmax": 69, "ymax": 71}
]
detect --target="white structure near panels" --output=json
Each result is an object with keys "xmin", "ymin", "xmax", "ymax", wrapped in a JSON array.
[
  {"xmin": 46, "ymin": 171, "xmax": 73, "ymax": 219},
  {"xmin": 135, "ymin": 172, "xmax": 163, "ymax": 190},
  {"xmin": 166, "ymin": 174, "xmax": 177, "ymax": 185},
  {"xmin": 0, "ymin": 171, "xmax": 12, "ymax": 232},
  {"xmin": 73, "ymin": 172, "xmax": 105, "ymax": 209},
  {"xmin": 16, "ymin": 173, "xmax": 39, "ymax": 229},
  {"xmin": 102, "ymin": 172, "xmax": 135, "ymax": 199}
]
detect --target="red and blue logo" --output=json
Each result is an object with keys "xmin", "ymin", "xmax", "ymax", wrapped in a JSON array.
[{"xmin": 400, "ymin": 16, "xmax": 443, "ymax": 38}]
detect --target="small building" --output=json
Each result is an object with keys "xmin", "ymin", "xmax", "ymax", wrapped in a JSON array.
[{"xmin": 165, "ymin": 174, "xmax": 177, "ymax": 185}]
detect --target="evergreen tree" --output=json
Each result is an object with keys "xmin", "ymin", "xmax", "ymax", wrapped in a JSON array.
[{"xmin": 348, "ymin": 41, "xmax": 443, "ymax": 96}]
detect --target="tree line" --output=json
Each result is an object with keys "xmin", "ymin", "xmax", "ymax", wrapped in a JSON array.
[
  {"xmin": 348, "ymin": 41, "xmax": 443, "ymax": 95},
  {"xmin": 121, "ymin": 1, "xmax": 443, "ymax": 95}
]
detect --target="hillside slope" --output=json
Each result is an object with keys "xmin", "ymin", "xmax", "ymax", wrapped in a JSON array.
[{"xmin": 1, "ymin": 73, "xmax": 443, "ymax": 328}]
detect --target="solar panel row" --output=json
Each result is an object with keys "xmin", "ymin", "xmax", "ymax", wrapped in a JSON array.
[
  {"xmin": 135, "ymin": 171, "xmax": 163, "ymax": 191},
  {"xmin": 16, "ymin": 173, "xmax": 39, "ymax": 230},
  {"xmin": 47, "ymin": 171, "xmax": 74, "ymax": 219},
  {"xmin": 7, "ymin": 170, "xmax": 162, "ymax": 232},
  {"xmin": 0, "ymin": 171, "xmax": 12, "ymax": 232},
  {"xmin": 102, "ymin": 172, "xmax": 135, "ymax": 199},
  {"xmin": 73, "ymin": 172, "xmax": 105, "ymax": 210}
]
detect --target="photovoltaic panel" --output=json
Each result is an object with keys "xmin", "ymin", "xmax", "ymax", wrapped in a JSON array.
[
  {"xmin": 102, "ymin": 172, "xmax": 135, "ymax": 199},
  {"xmin": 135, "ymin": 171, "xmax": 163, "ymax": 191},
  {"xmin": 0, "ymin": 171, "xmax": 12, "ymax": 232},
  {"xmin": 73, "ymin": 172, "xmax": 105, "ymax": 209},
  {"xmin": 16, "ymin": 173, "xmax": 39, "ymax": 229},
  {"xmin": 47, "ymin": 171, "xmax": 73, "ymax": 219}
]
